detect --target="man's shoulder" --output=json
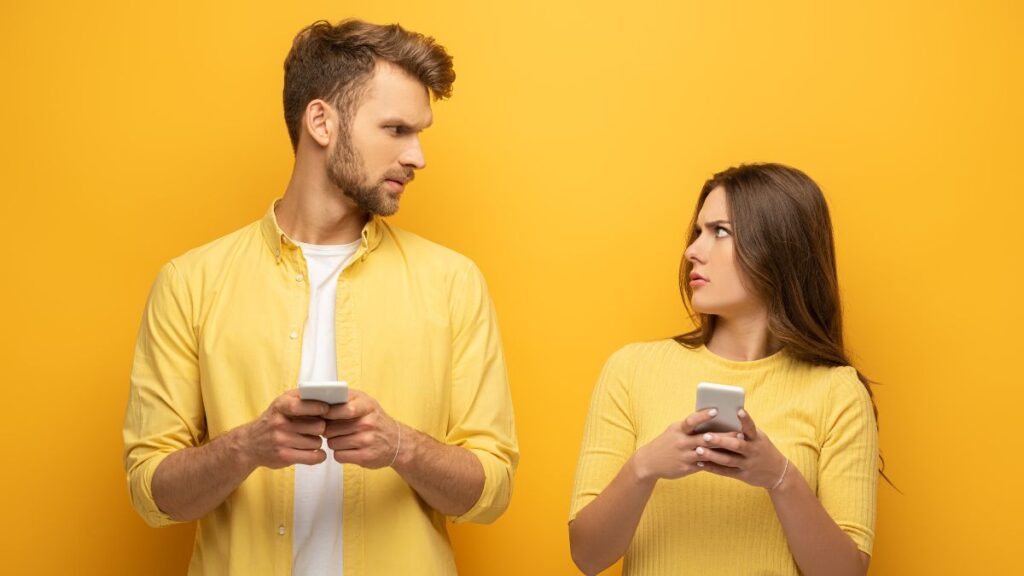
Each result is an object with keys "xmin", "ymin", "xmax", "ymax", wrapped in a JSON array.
[
  {"xmin": 381, "ymin": 221, "xmax": 479, "ymax": 274},
  {"xmin": 167, "ymin": 219, "xmax": 264, "ymax": 277}
]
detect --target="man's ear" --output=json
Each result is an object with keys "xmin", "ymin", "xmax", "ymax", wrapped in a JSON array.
[{"xmin": 303, "ymin": 99, "xmax": 335, "ymax": 148}]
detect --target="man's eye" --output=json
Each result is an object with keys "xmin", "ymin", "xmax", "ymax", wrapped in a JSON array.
[{"xmin": 385, "ymin": 126, "xmax": 405, "ymax": 135}]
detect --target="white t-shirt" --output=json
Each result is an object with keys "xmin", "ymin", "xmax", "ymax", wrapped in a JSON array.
[{"xmin": 292, "ymin": 238, "xmax": 360, "ymax": 576}]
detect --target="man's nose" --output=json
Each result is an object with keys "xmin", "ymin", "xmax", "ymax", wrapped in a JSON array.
[{"xmin": 400, "ymin": 136, "xmax": 426, "ymax": 170}]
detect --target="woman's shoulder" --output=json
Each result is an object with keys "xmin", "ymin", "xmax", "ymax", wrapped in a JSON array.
[
  {"xmin": 605, "ymin": 338, "xmax": 690, "ymax": 363},
  {"xmin": 598, "ymin": 338, "xmax": 696, "ymax": 379},
  {"xmin": 825, "ymin": 365, "xmax": 870, "ymax": 398}
]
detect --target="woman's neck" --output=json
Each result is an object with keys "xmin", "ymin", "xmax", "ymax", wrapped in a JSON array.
[{"xmin": 706, "ymin": 311, "xmax": 782, "ymax": 362}]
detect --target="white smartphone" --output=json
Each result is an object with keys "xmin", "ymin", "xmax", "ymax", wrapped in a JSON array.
[
  {"xmin": 693, "ymin": 382, "xmax": 745, "ymax": 433},
  {"xmin": 299, "ymin": 380, "xmax": 349, "ymax": 405}
]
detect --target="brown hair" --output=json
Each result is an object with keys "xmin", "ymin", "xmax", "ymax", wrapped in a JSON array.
[
  {"xmin": 282, "ymin": 19, "xmax": 455, "ymax": 151},
  {"xmin": 675, "ymin": 163, "xmax": 892, "ymax": 482}
]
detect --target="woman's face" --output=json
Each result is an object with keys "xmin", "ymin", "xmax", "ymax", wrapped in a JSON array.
[{"xmin": 684, "ymin": 186, "xmax": 762, "ymax": 319}]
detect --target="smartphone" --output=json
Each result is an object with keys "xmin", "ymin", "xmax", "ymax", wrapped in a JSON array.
[
  {"xmin": 693, "ymin": 382, "xmax": 745, "ymax": 433},
  {"xmin": 299, "ymin": 380, "xmax": 349, "ymax": 405}
]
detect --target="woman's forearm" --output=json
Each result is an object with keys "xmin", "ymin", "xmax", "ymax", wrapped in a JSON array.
[
  {"xmin": 569, "ymin": 454, "xmax": 657, "ymax": 575},
  {"xmin": 770, "ymin": 465, "xmax": 869, "ymax": 576}
]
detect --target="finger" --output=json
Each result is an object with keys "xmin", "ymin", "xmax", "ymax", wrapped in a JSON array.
[
  {"xmin": 323, "ymin": 418, "xmax": 364, "ymax": 439},
  {"xmin": 333, "ymin": 448, "xmax": 376, "ymax": 468},
  {"xmin": 283, "ymin": 447, "xmax": 328, "ymax": 466},
  {"xmin": 279, "ymin": 431, "xmax": 324, "ymax": 450},
  {"xmin": 278, "ymin": 390, "xmax": 330, "ymax": 417},
  {"xmin": 695, "ymin": 446, "xmax": 744, "ymax": 468},
  {"xmin": 287, "ymin": 416, "xmax": 327, "ymax": 436},
  {"xmin": 737, "ymin": 408, "xmax": 758, "ymax": 440},
  {"xmin": 700, "ymin": 461, "xmax": 742, "ymax": 478},
  {"xmin": 324, "ymin": 394, "xmax": 374, "ymax": 421},
  {"xmin": 327, "ymin": 431, "xmax": 373, "ymax": 451},
  {"xmin": 702, "ymin": 433, "xmax": 747, "ymax": 454},
  {"xmin": 680, "ymin": 408, "xmax": 719, "ymax": 435}
]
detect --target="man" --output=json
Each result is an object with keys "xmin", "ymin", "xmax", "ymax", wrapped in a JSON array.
[{"xmin": 123, "ymin": 19, "xmax": 518, "ymax": 575}]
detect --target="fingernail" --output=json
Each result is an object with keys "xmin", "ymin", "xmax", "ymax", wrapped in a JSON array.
[
  {"xmin": 697, "ymin": 461, "xmax": 705, "ymax": 467},
  {"xmin": 703, "ymin": 433, "xmax": 713, "ymax": 442},
  {"xmin": 737, "ymin": 433, "xmax": 745, "ymax": 441},
  {"xmin": 709, "ymin": 408, "xmax": 718, "ymax": 417},
  {"xmin": 738, "ymin": 408, "xmax": 747, "ymax": 418},
  {"xmin": 696, "ymin": 447, "xmax": 705, "ymax": 455}
]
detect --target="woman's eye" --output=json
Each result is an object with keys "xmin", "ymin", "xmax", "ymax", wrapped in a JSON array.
[
  {"xmin": 385, "ymin": 126, "xmax": 404, "ymax": 135},
  {"xmin": 715, "ymin": 226, "xmax": 731, "ymax": 238}
]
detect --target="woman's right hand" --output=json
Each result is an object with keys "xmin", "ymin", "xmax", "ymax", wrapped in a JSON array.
[{"xmin": 630, "ymin": 408, "xmax": 722, "ymax": 482}]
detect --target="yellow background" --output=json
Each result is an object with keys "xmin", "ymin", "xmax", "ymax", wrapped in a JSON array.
[{"xmin": 2, "ymin": 0, "xmax": 1021, "ymax": 574}]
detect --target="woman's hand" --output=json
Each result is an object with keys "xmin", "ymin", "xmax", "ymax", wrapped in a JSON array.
[
  {"xmin": 632, "ymin": 408, "xmax": 734, "ymax": 482},
  {"xmin": 694, "ymin": 408, "xmax": 789, "ymax": 490}
]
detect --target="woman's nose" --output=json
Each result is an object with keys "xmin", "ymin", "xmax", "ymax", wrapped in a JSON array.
[{"xmin": 684, "ymin": 239, "xmax": 705, "ymax": 264}]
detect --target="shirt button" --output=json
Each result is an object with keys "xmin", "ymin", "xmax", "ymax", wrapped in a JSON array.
[
  {"xmin": 289, "ymin": 331, "xmax": 298, "ymax": 340},
  {"xmin": 294, "ymin": 274, "xmax": 303, "ymax": 283},
  {"xmin": 278, "ymin": 525, "xmax": 286, "ymax": 535}
]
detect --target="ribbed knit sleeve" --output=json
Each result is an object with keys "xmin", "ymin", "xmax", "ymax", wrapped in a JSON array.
[
  {"xmin": 569, "ymin": 345, "xmax": 638, "ymax": 520},
  {"xmin": 817, "ymin": 366, "xmax": 879, "ymax": 555}
]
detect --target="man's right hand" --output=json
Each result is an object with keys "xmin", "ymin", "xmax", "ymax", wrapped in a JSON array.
[
  {"xmin": 242, "ymin": 389, "xmax": 330, "ymax": 469},
  {"xmin": 152, "ymin": 389, "xmax": 331, "ymax": 522}
]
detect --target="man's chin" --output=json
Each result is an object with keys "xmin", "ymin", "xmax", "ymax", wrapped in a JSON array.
[{"xmin": 373, "ymin": 190, "xmax": 402, "ymax": 216}]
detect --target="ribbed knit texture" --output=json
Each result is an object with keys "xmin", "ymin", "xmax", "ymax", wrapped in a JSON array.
[{"xmin": 570, "ymin": 340, "xmax": 878, "ymax": 575}]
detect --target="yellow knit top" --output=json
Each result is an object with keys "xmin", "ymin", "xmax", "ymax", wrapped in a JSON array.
[{"xmin": 570, "ymin": 340, "xmax": 878, "ymax": 575}]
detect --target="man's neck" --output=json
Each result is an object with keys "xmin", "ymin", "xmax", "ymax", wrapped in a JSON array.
[
  {"xmin": 706, "ymin": 310, "xmax": 781, "ymax": 362},
  {"xmin": 276, "ymin": 166, "xmax": 368, "ymax": 245}
]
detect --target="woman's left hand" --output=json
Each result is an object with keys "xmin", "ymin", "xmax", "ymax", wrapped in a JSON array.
[{"xmin": 694, "ymin": 408, "xmax": 789, "ymax": 490}]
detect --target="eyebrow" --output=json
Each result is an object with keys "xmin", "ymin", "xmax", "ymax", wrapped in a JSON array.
[
  {"xmin": 380, "ymin": 116, "xmax": 433, "ymax": 131},
  {"xmin": 695, "ymin": 219, "xmax": 733, "ymax": 228}
]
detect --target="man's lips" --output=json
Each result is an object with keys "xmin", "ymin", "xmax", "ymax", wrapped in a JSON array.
[
  {"xmin": 383, "ymin": 173, "xmax": 414, "ymax": 192},
  {"xmin": 384, "ymin": 178, "xmax": 408, "ymax": 192}
]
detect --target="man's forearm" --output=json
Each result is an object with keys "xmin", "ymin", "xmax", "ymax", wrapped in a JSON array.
[
  {"xmin": 390, "ymin": 423, "xmax": 485, "ymax": 517},
  {"xmin": 151, "ymin": 425, "xmax": 257, "ymax": 522}
]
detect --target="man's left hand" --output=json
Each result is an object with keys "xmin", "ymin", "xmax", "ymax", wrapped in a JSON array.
[{"xmin": 324, "ymin": 389, "xmax": 402, "ymax": 469}]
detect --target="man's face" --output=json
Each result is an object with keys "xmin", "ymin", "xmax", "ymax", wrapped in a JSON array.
[{"xmin": 327, "ymin": 62, "xmax": 433, "ymax": 216}]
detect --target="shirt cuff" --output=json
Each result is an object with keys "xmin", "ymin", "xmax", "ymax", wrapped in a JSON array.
[
  {"xmin": 127, "ymin": 451, "xmax": 181, "ymax": 528},
  {"xmin": 451, "ymin": 449, "xmax": 513, "ymax": 524}
]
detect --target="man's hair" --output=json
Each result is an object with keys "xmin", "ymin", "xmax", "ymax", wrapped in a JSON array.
[{"xmin": 283, "ymin": 19, "xmax": 455, "ymax": 151}]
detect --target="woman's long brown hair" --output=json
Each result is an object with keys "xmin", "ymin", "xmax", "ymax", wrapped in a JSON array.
[{"xmin": 675, "ymin": 163, "xmax": 892, "ymax": 485}]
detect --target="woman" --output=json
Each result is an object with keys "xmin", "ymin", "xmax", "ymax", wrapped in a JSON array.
[{"xmin": 568, "ymin": 164, "xmax": 879, "ymax": 576}]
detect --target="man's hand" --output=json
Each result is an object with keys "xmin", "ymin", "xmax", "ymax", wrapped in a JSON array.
[
  {"xmin": 323, "ymin": 389, "xmax": 401, "ymax": 468},
  {"xmin": 152, "ymin": 389, "xmax": 329, "ymax": 521},
  {"xmin": 243, "ymin": 389, "xmax": 330, "ymax": 468}
]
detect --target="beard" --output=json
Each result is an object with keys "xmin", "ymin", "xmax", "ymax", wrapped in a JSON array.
[{"xmin": 327, "ymin": 134, "xmax": 410, "ymax": 217}]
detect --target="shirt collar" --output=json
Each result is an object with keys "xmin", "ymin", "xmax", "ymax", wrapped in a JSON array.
[{"xmin": 260, "ymin": 199, "xmax": 384, "ymax": 263}]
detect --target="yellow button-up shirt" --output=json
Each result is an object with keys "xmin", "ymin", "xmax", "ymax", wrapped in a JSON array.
[{"xmin": 123, "ymin": 203, "xmax": 518, "ymax": 575}]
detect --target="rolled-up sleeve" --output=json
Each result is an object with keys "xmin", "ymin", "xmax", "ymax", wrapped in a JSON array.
[
  {"xmin": 445, "ymin": 261, "xmax": 518, "ymax": 524},
  {"xmin": 123, "ymin": 262, "xmax": 205, "ymax": 527}
]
